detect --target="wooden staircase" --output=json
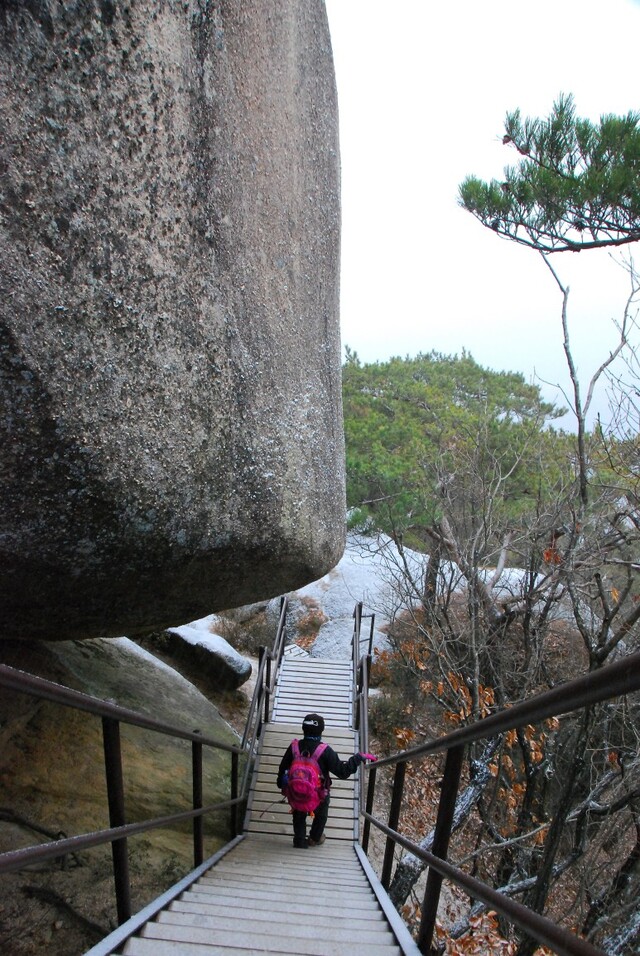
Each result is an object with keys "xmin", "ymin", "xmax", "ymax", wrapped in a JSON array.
[
  {"xmin": 245, "ymin": 649, "xmax": 358, "ymax": 843},
  {"xmin": 89, "ymin": 645, "xmax": 419, "ymax": 955},
  {"xmin": 121, "ymin": 838, "xmax": 408, "ymax": 955}
]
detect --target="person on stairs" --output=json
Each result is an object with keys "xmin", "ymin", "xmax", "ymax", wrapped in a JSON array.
[{"xmin": 277, "ymin": 713, "xmax": 376, "ymax": 849}]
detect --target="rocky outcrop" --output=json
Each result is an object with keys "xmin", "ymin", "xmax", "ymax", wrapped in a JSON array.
[
  {"xmin": 166, "ymin": 616, "xmax": 252, "ymax": 690},
  {"xmin": 0, "ymin": 0, "xmax": 345, "ymax": 641},
  {"xmin": 0, "ymin": 635, "xmax": 242, "ymax": 954}
]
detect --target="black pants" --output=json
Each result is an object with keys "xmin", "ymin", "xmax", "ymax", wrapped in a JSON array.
[{"xmin": 292, "ymin": 795, "xmax": 329, "ymax": 844}]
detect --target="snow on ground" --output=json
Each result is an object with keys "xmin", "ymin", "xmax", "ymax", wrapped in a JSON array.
[
  {"xmin": 286, "ymin": 533, "xmax": 555, "ymax": 660},
  {"xmin": 168, "ymin": 615, "xmax": 251, "ymax": 672},
  {"xmin": 168, "ymin": 535, "xmax": 552, "ymax": 667},
  {"xmin": 287, "ymin": 534, "xmax": 403, "ymax": 659}
]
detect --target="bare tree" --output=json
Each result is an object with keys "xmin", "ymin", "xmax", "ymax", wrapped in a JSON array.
[{"xmin": 365, "ymin": 274, "xmax": 640, "ymax": 952}]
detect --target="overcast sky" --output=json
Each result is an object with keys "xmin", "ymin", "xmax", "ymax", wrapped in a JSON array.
[{"xmin": 324, "ymin": 0, "xmax": 640, "ymax": 426}]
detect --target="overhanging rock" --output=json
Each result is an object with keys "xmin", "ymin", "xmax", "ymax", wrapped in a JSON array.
[{"xmin": 0, "ymin": 1, "xmax": 345, "ymax": 640}]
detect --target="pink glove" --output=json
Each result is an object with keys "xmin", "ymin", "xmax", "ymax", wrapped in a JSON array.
[{"xmin": 359, "ymin": 752, "xmax": 378, "ymax": 763}]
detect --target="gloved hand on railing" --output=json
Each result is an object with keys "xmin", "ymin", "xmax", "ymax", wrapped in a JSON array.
[{"xmin": 357, "ymin": 752, "xmax": 378, "ymax": 763}]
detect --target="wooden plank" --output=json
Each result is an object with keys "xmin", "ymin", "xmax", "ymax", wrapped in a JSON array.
[
  {"xmin": 249, "ymin": 793, "xmax": 354, "ymax": 810},
  {"xmin": 227, "ymin": 839, "xmax": 358, "ymax": 861},
  {"xmin": 256, "ymin": 758, "xmax": 356, "ymax": 773},
  {"xmin": 262, "ymin": 721, "xmax": 355, "ymax": 735},
  {"xmin": 261, "ymin": 732, "xmax": 357, "ymax": 745},
  {"xmin": 246, "ymin": 817, "xmax": 355, "ymax": 834},
  {"xmin": 279, "ymin": 660, "xmax": 353, "ymax": 671},
  {"xmin": 252, "ymin": 783, "xmax": 356, "ymax": 800},
  {"xmin": 272, "ymin": 695, "xmax": 352, "ymax": 707},
  {"xmin": 169, "ymin": 899, "xmax": 386, "ymax": 924},
  {"xmin": 256, "ymin": 751, "xmax": 359, "ymax": 768},
  {"xmin": 201, "ymin": 862, "xmax": 364, "ymax": 882},
  {"xmin": 276, "ymin": 674, "xmax": 352, "ymax": 684},
  {"xmin": 272, "ymin": 712, "xmax": 352, "ymax": 723},
  {"xmin": 261, "ymin": 734, "xmax": 357, "ymax": 749},
  {"xmin": 138, "ymin": 922, "xmax": 400, "ymax": 955},
  {"xmin": 275, "ymin": 689, "xmax": 352, "ymax": 696},
  {"xmin": 247, "ymin": 795, "xmax": 356, "ymax": 814},
  {"xmin": 247, "ymin": 811, "xmax": 354, "ymax": 830},
  {"xmin": 251, "ymin": 771, "xmax": 356, "ymax": 789},
  {"xmin": 155, "ymin": 911, "xmax": 396, "ymax": 946},
  {"xmin": 181, "ymin": 882, "xmax": 375, "ymax": 905},
  {"xmin": 194, "ymin": 872, "xmax": 371, "ymax": 900},
  {"xmin": 181, "ymin": 890, "xmax": 381, "ymax": 917},
  {"xmin": 259, "ymin": 744, "xmax": 357, "ymax": 758},
  {"xmin": 125, "ymin": 935, "xmax": 400, "ymax": 956},
  {"xmin": 273, "ymin": 716, "xmax": 352, "ymax": 727},
  {"xmin": 278, "ymin": 669, "xmax": 353, "ymax": 677},
  {"xmin": 274, "ymin": 690, "xmax": 352, "ymax": 699},
  {"xmin": 246, "ymin": 823, "xmax": 355, "ymax": 840},
  {"xmin": 206, "ymin": 861, "xmax": 365, "ymax": 882},
  {"xmin": 242, "ymin": 815, "xmax": 356, "ymax": 836},
  {"xmin": 275, "ymin": 689, "xmax": 352, "ymax": 699},
  {"xmin": 278, "ymin": 676, "xmax": 353, "ymax": 683},
  {"xmin": 274, "ymin": 694, "xmax": 352, "ymax": 706}
]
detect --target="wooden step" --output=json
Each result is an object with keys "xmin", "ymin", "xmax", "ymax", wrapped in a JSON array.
[
  {"xmin": 131, "ymin": 923, "xmax": 399, "ymax": 955},
  {"xmin": 124, "ymin": 935, "xmax": 400, "ymax": 955},
  {"xmin": 168, "ymin": 899, "xmax": 386, "ymax": 924},
  {"xmin": 180, "ymin": 886, "xmax": 382, "ymax": 915},
  {"xmin": 155, "ymin": 910, "xmax": 397, "ymax": 946}
]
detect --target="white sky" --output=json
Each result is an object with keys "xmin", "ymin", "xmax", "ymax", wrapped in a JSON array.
[{"xmin": 325, "ymin": 0, "xmax": 640, "ymax": 426}]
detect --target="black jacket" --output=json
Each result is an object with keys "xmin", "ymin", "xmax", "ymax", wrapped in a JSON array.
[{"xmin": 277, "ymin": 736, "xmax": 362, "ymax": 791}]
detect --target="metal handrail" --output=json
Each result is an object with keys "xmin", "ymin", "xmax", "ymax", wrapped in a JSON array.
[
  {"xmin": 354, "ymin": 601, "xmax": 640, "ymax": 956},
  {"xmin": 1, "ymin": 596, "xmax": 291, "ymax": 939},
  {"xmin": 351, "ymin": 604, "xmax": 374, "ymax": 834},
  {"xmin": 0, "ymin": 662, "xmax": 246, "ymax": 928},
  {"xmin": 0, "ymin": 797, "xmax": 242, "ymax": 875},
  {"xmin": 238, "ymin": 595, "xmax": 290, "ymax": 798},
  {"xmin": 366, "ymin": 813, "xmax": 604, "ymax": 956},
  {"xmin": 0, "ymin": 664, "xmax": 240, "ymax": 751},
  {"xmin": 371, "ymin": 649, "xmax": 640, "ymax": 769},
  {"xmin": 240, "ymin": 596, "xmax": 288, "ymax": 750}
]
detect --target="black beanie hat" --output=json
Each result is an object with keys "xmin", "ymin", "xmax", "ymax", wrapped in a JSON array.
[{"xmin": 302, "ymin": 713, "xmax": 325, "ymax": 736}]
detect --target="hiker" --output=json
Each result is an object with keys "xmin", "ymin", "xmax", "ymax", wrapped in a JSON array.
[{"xmin": 277, "ymin": 713, "xmax": 375, "ymax": 849}]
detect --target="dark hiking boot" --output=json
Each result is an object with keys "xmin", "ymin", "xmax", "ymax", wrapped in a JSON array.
[
  {"xmin": 308, "ymin": 835, "xmax": 326, "ymax": 847},
  {"xmin": 293, "ymin": 838, "xmax": 309, "ymax": 849}
]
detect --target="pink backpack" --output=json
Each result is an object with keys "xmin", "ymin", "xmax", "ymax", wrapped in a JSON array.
[{"xmin": 284, "ymin": 739, "xmax": 328, "ymax": 814}]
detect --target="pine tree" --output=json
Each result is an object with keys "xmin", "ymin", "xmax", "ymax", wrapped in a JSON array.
[{"xmin": 459, "ymin": 94, "xmax": 640, "ymax": 253}]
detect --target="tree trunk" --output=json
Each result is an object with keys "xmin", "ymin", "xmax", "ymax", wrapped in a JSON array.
[{"xmin": 388, "ymin": 739, "xmax": 500, "ymax": 908}]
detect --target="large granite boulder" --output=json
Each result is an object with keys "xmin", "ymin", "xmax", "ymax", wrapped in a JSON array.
[
  {"xmin": 0, "ymin": 0, "xmax": 345, "ymax": 641},
  {"xmin": 166, "ymin": 615, "xmax": 253, "ymax": 690}
]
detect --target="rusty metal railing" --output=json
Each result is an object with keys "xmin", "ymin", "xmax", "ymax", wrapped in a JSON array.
[{"xmin": 352, "ymin": 602, "xmax": 640, "ymax": 956}]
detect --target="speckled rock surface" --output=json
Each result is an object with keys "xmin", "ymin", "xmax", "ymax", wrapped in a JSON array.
[{"xmin": 0, "ymin": 0, "xmax": 345, "ymax": 640}]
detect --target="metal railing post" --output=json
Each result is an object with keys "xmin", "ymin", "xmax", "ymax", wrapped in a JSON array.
[
  {"xmin": 263, "ymin": 648, "xmax": 271, "ymax": 726},
  {"xmin": 102, "ymin": 717, "xmax": 132, "ymax": 925},
  {"xmin": 192, "ymin": 734, "xmax": 203, "ymax": 866},
  {"xmin": 255, "ymin": 647, "xmax": 268, "ymax": 739},
  {"xmin": 352, "ymin": 602, "xmax": 362, "ymax": 721},
  {"xmin": 368, "ymin": 613, "xmax": 376, "ymax": 657},
  {"xmin": 381, "ymin": 760, "xmax": 406, "ymax": 889},
  {"xmin": 417, "ymin": 744, "xmax": 465, "ymax": 953},
  {"xmin": 230, "ymin": 751, "xmax": 239, "ymax": 837},
  {"xmin": 361, "ymin": 764, "xmax": 377, "ymax": 854}
]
